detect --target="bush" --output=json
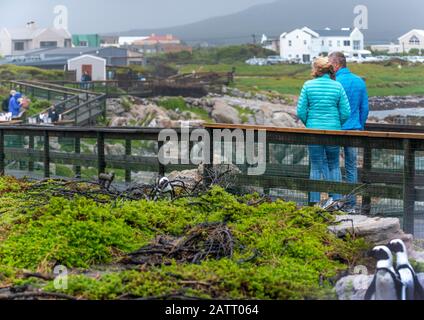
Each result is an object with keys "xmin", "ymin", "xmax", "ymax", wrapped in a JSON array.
[{"xmin": 0, "ymin": 179, "xmax": 370, "ymax": 300}]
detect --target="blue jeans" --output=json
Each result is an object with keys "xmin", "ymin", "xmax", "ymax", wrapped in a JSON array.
[
  {"xmin": 344, "ymin": 147, "xmax": 358, "ymax": 207},
  {"xmin": 309, "ymin": 145, "xmax": 342, "ymax": 203},
  {"xmin": 323, "ymin": 147, "xmax": 358, "ymax": 207}
]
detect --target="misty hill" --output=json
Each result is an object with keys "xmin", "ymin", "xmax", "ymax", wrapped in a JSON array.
[{"xmin": 116, "ymin": 0, "xmax": 424, "ymax": 44}]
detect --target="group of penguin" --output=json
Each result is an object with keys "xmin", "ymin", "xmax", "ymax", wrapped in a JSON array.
[{"xmin": 366, "ymin": 239, "xmax": 424, "ymax": 300}]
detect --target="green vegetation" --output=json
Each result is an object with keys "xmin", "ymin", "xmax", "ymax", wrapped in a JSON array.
[
  {"xmin": 26, "ymin": 98, "xmax": 51, "ymax": 116},
  {"xmin": 177, "ymin": 60, "xmax": 424, "ymax": 97},
  {"xmin": 234, "ymin": 105, "xmax": 256, "ymax": 124},
  {"xmin": 0, "ymin": 65, "xmax": 64, "ymax": 81},
  {"xmin": 157, "ymin": 97, "xmax": 212, "ymax": 121},
  {"xmin": 150, "ymin": 44, "xmax": 275, "ymax": 65},
  {"xmin": 0, "ymin": 177, "xmax": 369, "ymax": 300}
]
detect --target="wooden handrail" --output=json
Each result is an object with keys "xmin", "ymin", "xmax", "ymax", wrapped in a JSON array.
[{"xmin": 204, "ymin": 123, "xmax": 424, "ymax": 140}]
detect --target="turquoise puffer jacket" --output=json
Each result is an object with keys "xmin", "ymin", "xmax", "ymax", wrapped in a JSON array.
[{"xmin": 297, "ymin": 74, "xmax": 351, "ymax": 130}]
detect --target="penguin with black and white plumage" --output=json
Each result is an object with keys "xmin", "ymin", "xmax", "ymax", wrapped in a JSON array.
[
  {"xmin": 388, "ymin": 239, "xmax": 424, "ymax": 300},
  {"xmin": 365, "ymin": 246, "xmax": 406, "ymax": 300}
]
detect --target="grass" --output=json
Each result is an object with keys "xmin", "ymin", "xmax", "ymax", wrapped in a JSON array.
[
  {"xmin": 157, "ymin": 97, "xmax": 212, "ymax": 121},
  {"xmin": 178, "ymin": 62, "xmax": 424, "ymax": 97}
]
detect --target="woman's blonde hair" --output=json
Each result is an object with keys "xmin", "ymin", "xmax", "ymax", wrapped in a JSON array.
[{"xmin": 311, "ymin": 57, "xmax": 335, "ymax": 79}]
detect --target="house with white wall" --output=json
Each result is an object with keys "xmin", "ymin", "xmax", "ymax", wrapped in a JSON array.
[
  {"xmin": 68, "ymin": 55, "xmax": 106, "ymax": 81},
  {"xmin": 0, "ymin": 23, "xmax": 71, "ymax": 57},
  {"xmin": 280, "ymin": 27, "xmax": 365, "ymax": 63},
  {"xmin": 398, "ymin": 29, "xmax": 424, "ymax": 53}
]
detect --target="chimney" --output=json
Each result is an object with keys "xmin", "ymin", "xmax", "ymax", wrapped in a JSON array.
[{"xmin": 26, "ymin": 21, "xmax": 36, "ymax": 30}]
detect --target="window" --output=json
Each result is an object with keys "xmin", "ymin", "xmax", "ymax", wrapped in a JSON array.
[
  {"xmin": 40, "ymin": 41, "xmax": 58, "ymax": 48},
  {"xmin": 304, "ymin": 40, "xmax": 307, "ymax": 45},
  {"xmin": 409, "ymin": 36, "xmax": 420, "ymax": 45},
  {"xmin": 329, "ymin": 40, "xmax": 333, "ymax": 47},
  {"xmin": 337, "ymin": 41, "xmax": 341, "ymax": 47},
  {"xmin": 14, "ymin": 42, "xmax": 24, "ymax": 51},
  {"xmin": 322, "ymin": 40, "xmax": 325, "ymax": 46},
  {"xmin": 79, "ymin": 41, "xmax": 89, "ymax": 47},
  {"xmin": 353, "ymin": 40, "xmax": 361, "ymax": 50},
  {"xmin": 344, "ymin": 40, "xmax": 351, "ymax": 47},
  {"xmin": 288, "ymin": 40, "xmax": 292, "ymax": 47}
]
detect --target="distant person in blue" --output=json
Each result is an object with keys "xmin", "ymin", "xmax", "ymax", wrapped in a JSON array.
[
  {"xmin": 81, "ymin": 71, "xmax": 92, "ymax": 90},
  {"xmin": 329, "ymin": 51, "xmax": 369, "ymax": 213},
  {"xmin": 2, "ymin": 90, "xmax": 16, "ymax": 113},
  {"xmin": 297, "ymin": 57, "xmax": 351, "ymax": 207},
  {"xmin": 8, "ymin": 92, "xmax": 22, "ymax": 117}
]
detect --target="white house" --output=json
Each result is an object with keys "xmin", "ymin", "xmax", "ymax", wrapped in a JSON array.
[
  {"xmin": 261, "ymin": 34, "xmax": 280, "ymax": 53},
  {"xmin": 67, "ymin": 55, "xmax": 106, "ymax": 81},
  {"xmin": 370, "ymin": 43, "xmax": 402, "ymax": 54},
  {"xmin": 280, "ymin": 27, "xmax": 365, "ymax": 63},
  {"xmin": 0, "ymin": 23, "xmax": 72, "ymax": 57},
  {"xmin": 398, "ymin": 29, "xmax": 424, "ymax": 53}
]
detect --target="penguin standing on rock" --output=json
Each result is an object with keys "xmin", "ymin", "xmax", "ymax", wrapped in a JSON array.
[
  {"xmin": 388, "ymin": 239, "xmax": 424, "ymax": 300},
  {"xmin": 365, "ymin": 246, "xmax": 405, "ymax": 300}
]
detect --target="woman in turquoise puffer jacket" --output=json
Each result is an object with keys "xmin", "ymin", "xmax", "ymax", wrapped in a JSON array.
[{"xmin": 297, "ymin": 57, "xmax": 351, "ymax": 206}]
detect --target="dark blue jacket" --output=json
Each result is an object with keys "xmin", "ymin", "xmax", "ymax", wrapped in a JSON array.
[
  {"xmin": 336, "ymin": 68, "xmax": 369, "ymax": 130},
  {"xmin": 8, "ymin": 93, "xmax": 22, "ymax": 117}
]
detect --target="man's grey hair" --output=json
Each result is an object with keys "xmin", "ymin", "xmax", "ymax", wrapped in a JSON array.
[{"xmin": 329, "ymin": 52, "xmax": 347, "ymax": 68}]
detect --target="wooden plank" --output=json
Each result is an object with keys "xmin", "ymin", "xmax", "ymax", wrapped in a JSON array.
[{"xmin": 205, "ymin": 123, "xmax": 424, "ymax": 141}]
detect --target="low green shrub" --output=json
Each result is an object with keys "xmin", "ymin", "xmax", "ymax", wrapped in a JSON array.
[{"xmin": 0, "ymin": 178, "xmax": 369, "ymax": 299}]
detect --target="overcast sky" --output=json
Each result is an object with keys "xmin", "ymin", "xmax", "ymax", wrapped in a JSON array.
[{"xmin": 0, "ymin": 0, "xmax": 273, "ymax": 33}]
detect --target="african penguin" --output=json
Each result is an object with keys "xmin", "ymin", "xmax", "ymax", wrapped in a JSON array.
[
  {"xmin": 388, "ymin": 239, "xmax": 424, "ymax": 300},
  {"xmin": 158, "ymin": 177, "xmax": 173, "ymax": 193},
  {"xmin": 365, "ymin": 246, "xmax": 405, "ymax": 300}
]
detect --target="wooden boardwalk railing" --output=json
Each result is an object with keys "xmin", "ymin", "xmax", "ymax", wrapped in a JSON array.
[{"xmin": 0, "ymin": 123, "xmax": 422, "ymax": 234}]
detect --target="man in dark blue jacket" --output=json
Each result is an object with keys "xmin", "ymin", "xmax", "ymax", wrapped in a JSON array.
[
  {"xmin": 329, "ymin": 52, "xmax": 369, "ymax": 213},
  {"xmin": 8, "ymin": 92, "xmax": 22, "ymax": 117}
]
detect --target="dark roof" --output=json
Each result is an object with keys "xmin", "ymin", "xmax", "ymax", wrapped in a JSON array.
[{"xmin": 316, "ymin": 29, "xmax": 353, "ymax": 37}]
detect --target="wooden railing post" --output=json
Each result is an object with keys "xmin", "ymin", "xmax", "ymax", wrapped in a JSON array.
[
  {"xmin": 74, "ymin": 138, "xmax": 81, "ymax": 178},
  {"xmin": 203, "ymin": 128, "xmax": 214, "ymax": 187},
  {"xmin": 28, "ymin": 135, "xmax": 34, "ymax": 172},
  {"xmin": 125, "ymin": 139, "xmax": 132, "ymax": 183},
  {"xmin": 0, "ymin": 130, "xmax": 4, "ymax": 176},
  {"xmin": 97, "ymin": 132, "xmax": 106, "ymax": 176},
  {"xmin": 403, "ymin": 139, "xmax": 416, "ymax": 234},
  {"xmin": 158, "ymin": 141, "xmax": 165, "ymax": 177},
  {"xmin": 44, "ymin": 131, "xmax": 50, "ymax": 178},
  {"xmin": 362, "ymin": 144, "xmax": 372, "ymax": 215}
]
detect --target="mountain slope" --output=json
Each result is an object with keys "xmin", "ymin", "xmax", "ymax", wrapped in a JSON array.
[{"xmin": 117, "ymin": 0, "xmax": 424, "ymax": 44}]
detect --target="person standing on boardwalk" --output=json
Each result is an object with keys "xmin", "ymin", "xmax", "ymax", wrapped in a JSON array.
[
  {"xmin": 329, "ymin": 52, "xmax": 369, "ymax": 213},
  {"xmin": 297, "ymin": 57, "xmax": 351, "ymax": 206}
]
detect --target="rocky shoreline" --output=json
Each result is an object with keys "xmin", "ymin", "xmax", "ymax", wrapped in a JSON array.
[{"xmin": 106, "ymin": 87, "xmax": 424, "ymax": 129}]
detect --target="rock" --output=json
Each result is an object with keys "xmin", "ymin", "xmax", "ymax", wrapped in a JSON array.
[
  {"xmin": 329, "ymin": 215, "xmax": 413, "ymax": 249},
  {"xmin": 336, "ymin": 273, "xmax": 424, "ymax": 300},
  {"xmin": 168, "ymin": 168, "xmax": 203, "ymax": 190},
  {"xmin": 110, "ymin": 117, "xmax": 129, "ymax": 127},
  {"xmin": 271, "ymin": 112, "xmax": 299, "ymax": 128},
  {"xmin": 105, "ymin": 143, "xmax": 125, "ymax": 156},
  {"xmin": 230, "ymin": 88, "xmax": 244, "ymax": 98},
  {"xmin": 211, "ymin": 101, "xmax": 241, "ymax": 124},
  {"xmin": 335, "ymin": 275, "xmax": 373, "ymax": 300}
]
